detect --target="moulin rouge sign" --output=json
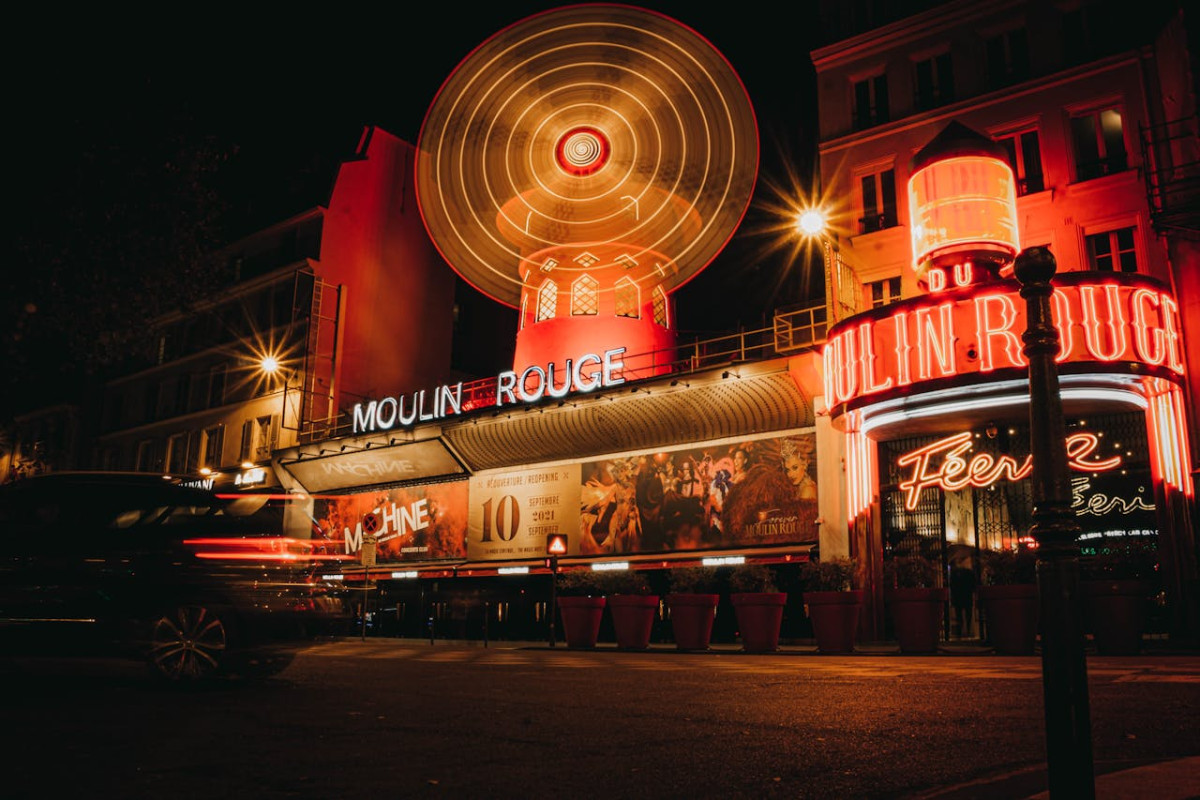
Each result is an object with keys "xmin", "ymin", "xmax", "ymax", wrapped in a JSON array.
[{"xmin": 823, "ymin": 272, "xmax": 1185, "ymax": 412}]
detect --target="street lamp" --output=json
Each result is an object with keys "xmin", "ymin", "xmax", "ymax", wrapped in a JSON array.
[{"xmin": 1015, "ymin": 246, "xmax": 1095, "ymax": 798}]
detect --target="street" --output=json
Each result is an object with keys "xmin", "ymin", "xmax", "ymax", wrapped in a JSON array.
[{"xmin": 4, "ymin": 640, "xmax": 1198, "ymax": 799}]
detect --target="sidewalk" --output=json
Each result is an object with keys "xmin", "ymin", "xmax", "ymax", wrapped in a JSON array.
[{"xmin": 911, "ymin": 756, "xmax": 1200, "ymax": 799}]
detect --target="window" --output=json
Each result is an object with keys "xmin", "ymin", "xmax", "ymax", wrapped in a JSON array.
[
  {"xmin": 167, "ymin": 434, "xmax": 189, "ymax": 474},
  {"xmin": 615, "ymin": 277, "xmax": 639, "ymax": 319},
  {"xmin": 203, "ymin": 425, "xmax": 224, "ymax": 468},
  {"xmin": 868, "ymin": 277, "xmax": 902, "ymax": 308},
  {"xmin": 240, "ymin": 415, "xmax": 277, "ymax": 462},
  {"xmin": 136, "ymin": 439, "xmax": 162, "ymax": 473},
  {"xmin": 859, "ymin": 169, "xmax": 897, "ymax": 234},
  {"xmin": 651, "ymin": 286, "xmax": 669, "ymax": 328},
  {"xmin": 913, "ymin": 53, "xmax": 954, "ymax": 111},
  {"xmin": 536, "ymin": 279, "xmax": 558, "ymax": 322},
  {"xmin": 1086, "ymin": 227, "xmax": 1138, "ymax": 273},
  {"xmin": 571, "ymin": 275, "xmax": 598, "ymax": 316},
  {"xmin": 996, "ymin": 129, "xmax": 1044, "ymax": 195},
  {"xmin": 853, "ymin": 74, "xmax": 889, "ymax": 130},
  {"xmin": 1071, "ymin": 107, "xmax": 1127, "ymax": 181},
  {"xmin": 985, "ymin": 28, "xmax": 1030, "ymax": 88},
  {"xmin": 208, "ymin": 365, "xmax": 227, "ymax": 408}
]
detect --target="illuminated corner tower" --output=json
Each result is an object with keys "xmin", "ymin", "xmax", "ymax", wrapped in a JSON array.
[
  {"xmin": 908, "ymin": 120, "xmax": 1020, "ymax": 291},
  {"xmin": 414, "ymin": 4, "xmax": 759, "ymax": 379}
]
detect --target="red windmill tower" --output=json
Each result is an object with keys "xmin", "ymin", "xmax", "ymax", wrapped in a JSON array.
[{"xmin": 415, "ymin": 4, "xmax": 759, "ymax": 385}]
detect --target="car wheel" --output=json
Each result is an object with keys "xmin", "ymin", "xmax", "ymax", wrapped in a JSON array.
[{"xmin": 148, "ymin": 605, "xmax": 229, "ymax": 682}]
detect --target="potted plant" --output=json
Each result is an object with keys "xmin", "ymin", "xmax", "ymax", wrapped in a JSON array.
[
  {"xmin": 979, "ymin": 548, "xmax": 1038, "ymax": 655},
  {"xmin": 799, "ymin": 557, "xmax": 861, "ymax": 654},
  {"xmin": 666, "ymin": 566, "xmax": 721, "ymax": 650},
  {"xmin": 555, "ymin": 569, "xmax": 607, "ymax": 649},
  {"xmin": 1081, "ymin": 542, "xmax": 1158, "ymax": 655},
  {"xmin": 595, "ymin": 569, "xmax": 660, "ymax": 651},
  {"xmin": 728, "ymin": 563, "xmax": 787, "ymax": 653},
  {"xmin": 884, "ymin": 555, "xmax": 947, "ymax": 654}
]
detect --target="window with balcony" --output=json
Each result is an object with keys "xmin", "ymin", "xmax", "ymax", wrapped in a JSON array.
[
  {"xmin": 996, "ymin": 129, "xmax": 1045, "ymax": 195},
  {"xmin": 136, "ymin": 439, "xmax": 161, "ymax": 473},
  {"xmin": 536, "ymin": 279, "xmax": 558, "ymax": 322},
  {"xmin": 1071, "ymin": 107, "xmax": 1127, "ymax": 181},
  {"xmin": 859, "ymin": 169, "xmax": 897, "ymax": 234},
  {"xmin": 240, "ymin": 415, "xmax": 278, "ymax": 462},
  {"xmin": 208, "ymin": 365, "xmax": 227, "ymax": 408},
  {"xmin": 868, "ymin": 277, "xmax": 902, "ymax": 308},
  {"xmin": 985, "ymin": 28, "xmax": 1030, "ymax": 88},
  {"xmin": 853, "ymin": 74, "xmax": 889, "ymax": 130},
  {"xmin": 1086, "ymin": 227, "xmax": 1139, "ymax": 273},
  {"xmin": 571, "ymin": 275, "xmax": 599, "ymax": 316},
  {"xmin": 914, "ymin": 53, "xmax": 954, "ymax": 111},
  {"xmin": 615, "ymin": 277, "xmax": 639, "ymax": 318},
  {"xmin": 167, "ymin": 434, "xmax": 188, "ymax": 474}
]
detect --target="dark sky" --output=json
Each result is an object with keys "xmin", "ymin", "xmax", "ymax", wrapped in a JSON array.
[{"xmin": 8, "ymin": 3, "xmax": 823, "ymax": 412}]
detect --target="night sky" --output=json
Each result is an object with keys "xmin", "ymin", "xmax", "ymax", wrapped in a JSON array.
[{"xmin": 8, "ymin": 2, "xmax": 823, "ymax": 416}]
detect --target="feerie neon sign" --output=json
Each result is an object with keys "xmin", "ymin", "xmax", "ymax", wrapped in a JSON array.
[
  {"xmin": 823, "ymin": 277, "xmax": 1185, "ymax": 410},
  {"xmin": 897, "ymin": 431, "xmax": 1122, "ymax": 510}
]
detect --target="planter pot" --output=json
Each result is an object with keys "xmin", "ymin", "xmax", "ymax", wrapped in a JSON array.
[
  {"xmin": 608, "ymin": 594, "xmax": 659, "ymax": 650},
  {"xmin": 802, "ymin": 590, "xmax": 863, "ymax": 654},
  {"xmin": 666, "ymin": 594, "xmax": 719, "ymax": 650},
  {"xmin": 979, "ymin": 584, "xmax": 1039, "ymax": 655},
  {"xmin": 731, "ymin": 592, "xmax": 788, "ymax": 653},
  {"xmin": 890, "ymin": 587, "xmax": 948, "ymax": 654},
  {"xmin": 1084, "ymin": 580, "xmax": 1149, "ymax": 655},
  {"xmin": 557, "ymin": 596, "xmax": 606, "ymax": 649}
]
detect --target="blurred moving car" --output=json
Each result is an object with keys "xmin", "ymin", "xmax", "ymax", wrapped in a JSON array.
[{"xmin": 0, "ymin": 472, "xmax": 353, "ymax": 681}]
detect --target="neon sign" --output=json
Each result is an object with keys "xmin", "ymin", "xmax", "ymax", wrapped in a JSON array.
[
  {"xmin": 896, "ymin": 431, "xmax": 1123, "ymax": 511},
  {"xmin": 353, "ymin": 347, "xmax": 626, "ymax": 433},
  {"xmin": 1070, "ymin": 477, "xmax": 1155, "ymax": 516},
  {"xmin": 823, "ymin": 277, "xmax": 1185, "ymax": 411}
]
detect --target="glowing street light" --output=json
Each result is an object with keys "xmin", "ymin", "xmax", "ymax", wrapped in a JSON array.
[
  {"xmin": 259, "ymin": 355, "xmax": 281, "ymax": 374},
  {"xmin": 796, "ymin": 208, "xmax": 828, "ymax": 238}
]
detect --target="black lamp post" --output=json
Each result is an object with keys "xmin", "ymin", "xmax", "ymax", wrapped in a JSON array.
[{"xmin": 1014, "ymin": 246, "xmax": 1095, "ymax": 798}]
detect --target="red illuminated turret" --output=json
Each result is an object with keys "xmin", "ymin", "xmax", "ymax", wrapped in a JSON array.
[{"xmin": 908, "ymin": 121, "xmax": 1020, "ymax": 291}]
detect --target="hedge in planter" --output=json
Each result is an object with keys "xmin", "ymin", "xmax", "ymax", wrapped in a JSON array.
[
  {"xmin": 666, "ymin": 567, "xmax": 720, "ymax": 650},
  {"xmin": 728, "ymin": 564, "xmax": 787, "ymax": 653},
  {"xmin": 885, "ymin": 555, "xmax": 947, "ymax": 654},
  {"xmin": 799, "ymin": 557, "xmax": 861, "ymax": 654},
  {"xmin": 595, "ymin": 569, "xmax": 659, "ymax": 651},
  {"xmin": 555, "ymin": 570, "xmax": 606, "ymax": 649},
  {"xmin": 979, "ymin": 548, "xmax": 1038, "ymax": 655}
]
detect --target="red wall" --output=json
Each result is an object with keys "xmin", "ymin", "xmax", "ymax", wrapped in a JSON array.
[{"xmin": 317, "ymin": 128, "xmax": 457, "ymax": 409}]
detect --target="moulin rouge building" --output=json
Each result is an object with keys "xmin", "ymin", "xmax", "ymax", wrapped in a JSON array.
[{"xmin": 253, "ymin": 2, "xmax": 1196, "ymax": 644}]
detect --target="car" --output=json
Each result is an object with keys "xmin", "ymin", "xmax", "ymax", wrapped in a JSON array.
[{"xmin": 0, "ymin": 472, "xmax": 354, "ymax": 682}]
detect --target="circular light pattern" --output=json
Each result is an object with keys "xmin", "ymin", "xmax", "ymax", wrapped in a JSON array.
[
  {"xmin": 415, "ymin": 4, "xmax": 759, "ymax": 308},
  {"xmin": 556, "ymin": 126, "xmax": 610, "ymax": 176}
]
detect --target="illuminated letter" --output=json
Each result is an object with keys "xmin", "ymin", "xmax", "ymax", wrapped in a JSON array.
[
  {"xmin": 893, "ymin": 311, "xmax": 913, "ymax": 387},
  {"xmin": 927, "ymin": 268, "xmax": 947, "ymax": 293},
  {"xmin": 546, "ymin": 361, "xmax": 572, "ymax": 399},
  {"xmin": 518, "ymin": 366, "xmax": 547, "ymax": 403},
  {"xmin": 573, "ymin": 354, "xmax": 603, "ymax": 392},
  {"xmin": 352, "ymin": 401, "xmax": 377, "ymax": 434},
  {"xmin": 442, "ymin": 383, "xmax": 463, "ymax": 416},
  {"xmin": 602, "ymin": 348, "xmax": 627, "ymax": 387},
  {"xmin": 1065, "ymin": 432, "xmax": 1123, "ymax": 472},
  {"xmin": 496, "ymin": 371, "xmax": 517, "ymax": 406},
  {"xmin": 1051, "ymin": 288, "xmax": 1076, "ymax": 364},
  {"xmin": 1159, "ymin": 294, "xmax": 1185, "ymax": 374},
  {"xmin": 375, "ymin": 396, "xmax": 398, "ymax": 429},
  {"xmin": 915, "ymin": 303, "xmax": 956, "ymax": 379},
  {"xmin": 954, "ymin": 262, "xmax": 973, "ymax": 287},
  {"xmin": 1130, "ymin": 288, "xmax": 1166, "ymax": 366},
  {"xmin": 399, "ymin": 393, "xmax": 418, "ymax": 426},
  {"xmin": 1080, "ymin": 284, "xmax": 1127, "ymax": 361},
  {"xmin": 858, "ymin": 321, "xmax": 893, "ymax": 394},
  {"xmin": 418, "ymin": 390, "xmax": 435, "ymax": 421},
  {"xmin": 833, "ymin": 330, "xmax": 859, "ymax": 404},
  {"xmin": 974, "ymin": 294, "xmax": 1027, "ymax": 371}
]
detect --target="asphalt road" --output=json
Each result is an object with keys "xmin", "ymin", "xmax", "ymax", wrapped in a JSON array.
[{"xmin": 4, "ymin": 640, "xmax": 1198, "ymax": 799}]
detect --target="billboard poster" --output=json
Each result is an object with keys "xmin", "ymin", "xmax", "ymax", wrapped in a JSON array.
[
  {"xmin": 580, "ymin": 432, "xmax": 819, "ymax": 555},
  {"xmin": 314, "ymin": 480, "xmax": 469, "ymax": 563},
  {"xmin": 468, "ymin": 465, "xmax": 583, "ymax": 560}
]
